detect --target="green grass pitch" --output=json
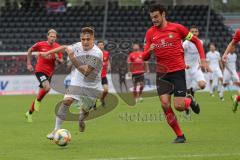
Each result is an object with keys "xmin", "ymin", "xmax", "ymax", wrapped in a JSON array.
[{"xmin": 0, "ymin": 92, "xmax": 240, "ymax": 160}]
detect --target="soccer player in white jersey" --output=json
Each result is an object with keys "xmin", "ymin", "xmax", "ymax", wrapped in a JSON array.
[
  {"xmin": 206, "ymin": 43, "xmax": 224, "ymax": 100},
  {"xmin": 183, "ymin": 25, "xmax": 206, "ymax": 97},
  {"xmin": 222, "ymin": 28, "xmax": 240, "ymax": 112},
  {"xmin": 222, "ymin": 46, "xmax": 240, "ymax": 105},
  {"xmin": 223, "ymin": 46, "xmax": 239, "ymax": 87},
  {"xmin": 39, "ymin": 27, "xmax": 103, "ymax": 139}
]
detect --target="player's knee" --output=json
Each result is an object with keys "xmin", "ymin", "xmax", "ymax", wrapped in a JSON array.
[
  {"xmin": 104, "ymin": 89, "xmax": 108, "ymax": 94},
  {"xmin": 103, "ymin": 87, "xmax": 109, "ymax": 93},
  {"xmin": 44, "ymin": 85, "xmax": 51, "ymax": 92},
  {"xmin": 174, "ymin": 102, "xmax": 185, "ymax": 112},
  {"xmin": 199, "ymin": 81, "xmax": 206, "ymax": 89},
  {"xmin": 63, "ymin": 98, "xmax": 74, "ymax": 106},
  {"xmin": 161, "ymin": 100, "xmax": 170, "ymax": 108},
  {"xmin": 43, "ymin": 82, "xmax": 51, "ymax": 91}
]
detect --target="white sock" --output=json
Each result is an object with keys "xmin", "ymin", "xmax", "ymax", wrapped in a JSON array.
[
  {"xmin": 54, "ymin": 117, "xmax": 63, "ymax": 130},
  {"xmin": 209, "ymin": 83, "xmax": 214, "ymax": 94},
  {"xmin": 54, "ymin": 103, "xmax": 69, "ymax": 130},
  {"xmin": 219, "ymin": 86, "xmax": 224, "ymax": 98},
  {"xmin": 217, "ymin": 80, "xmax": 223, "ymax": 92}
]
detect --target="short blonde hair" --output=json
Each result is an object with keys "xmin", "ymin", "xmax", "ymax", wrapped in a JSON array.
[
  {"xmin": 47, "ymin": 29, "xmax": 57, "ymax": 36},
  {"xmin": 81, "ymin": 27, "xmax": 94, "ymax": 36}
]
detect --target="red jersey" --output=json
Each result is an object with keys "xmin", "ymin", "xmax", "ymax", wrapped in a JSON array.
[
  {"xmin": 31, "ymin": 41, "xmax": 63, "ymax": 76},
  {"xmin": 128, "ymin": 52, "xmax": 145, "ymax": 74},
  {"xmin": 233, "ymin": 28, "xmax": 240, "ymax": 43},
  {"xmin": 101, "ymin": 51, "xmax": 110, "ymax": 78},
  {"xmin": 144, "ymin": 22, "xmax": 190, "ymax": 73}
]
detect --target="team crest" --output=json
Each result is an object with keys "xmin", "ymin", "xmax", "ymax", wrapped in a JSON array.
[{"xmin": 169, "ymin": 33, "xmax": 173, "ymax": 38}]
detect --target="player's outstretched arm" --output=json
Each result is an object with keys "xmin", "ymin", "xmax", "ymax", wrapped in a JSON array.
[
  {"xmin": 189, "ymin": 36, "xmax": 209, "ymax": 70},
  {"xmin": 142, "ymin": 30, "xmax": 154, "ymax": 61},
  {"xmin": 26, "ymin": 47, "xmax": 34, "ymax": 72},
  {"xmin": 189, "ymin": 36, "xmax": 205, "ymax": 59},
  {"xmin": 222, "ymin": 40, "xmax": 236, "ymax": 62},
  {"xmin": 54, "ymin": 53, "xmax": 64, "ymax": 64},
  {"xmin": 39, "ymin": 45, "xmax": 68, "ymax": 57},
  {"xmin": 191, "ymin": 37, "xmax": 211, "ymax": 71},
  {"xmin": 66, "ymin": 47, "xmax": 95, "ymax": 77}
]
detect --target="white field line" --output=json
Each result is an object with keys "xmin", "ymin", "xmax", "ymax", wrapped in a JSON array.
[{"xmin": 89, "ymin": 152, "xmax": 240, "ymax": 160}]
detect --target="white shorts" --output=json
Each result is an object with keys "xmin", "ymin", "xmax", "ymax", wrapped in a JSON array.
[
  {"xmin": 64, "ymin": 94, "xmax": 97, "ymax": 111},
  {"xmin": 185, "ymin": 67, "xmax": 206, "ymax": 89},
  {"xmin": 64, "ymin": 73, "xmax": 102, "ymax": 111},
  {"xmin": 223, "ymin": 69, "xmax": 240, "ymax": 84},
  {"xmin": 209, "ymin": 68, "xmax": 223, "ymax": 80}
]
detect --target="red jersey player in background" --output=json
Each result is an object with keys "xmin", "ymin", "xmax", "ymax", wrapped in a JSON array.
[
  {"xmin": 222, "ymin": 28, "xmax": 240, "ymax": 112},
  {"xmin": 143, "ymin": 4, "xmax": 208, "ymax": 143},
  {"xmin": 97, "ymin": 40, "xmax": 110, "ymax": 106},
  {"xmin": 25, "ymin": 29, "xmax": 63, "ymax": 122},
  {"xmin": 128, "ymin": 43, "xmax": 149, "ymax": 103}
]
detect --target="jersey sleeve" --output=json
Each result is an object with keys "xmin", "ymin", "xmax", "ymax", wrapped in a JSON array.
[
  {"xmin": 233, "ymin": 29, "xmax": 240, "ymax": 44},
  {"xmin": 176, "ymin": 23, "xmax": 191, "ymax": 40},
  {"xmin": 31, "ymin": 42, "xmax": 40, "ymax": 51}
]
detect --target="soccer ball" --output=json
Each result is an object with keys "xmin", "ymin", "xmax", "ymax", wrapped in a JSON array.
[{"xmin": 53, "ymin": 129, "xmax": 71, "ymax": 146}]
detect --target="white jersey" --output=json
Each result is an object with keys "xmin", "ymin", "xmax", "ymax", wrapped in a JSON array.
[
  {"xmin": 183, "ymin": 40, "xmax": 202, "ymax": 68},
  {"xmin": 206, "ymin": 51, "xmax": 221, "ymax": 70},
  {"xmin": 68, "ymin": 42, "xmax": 103, "ymax": 88},
  {"xmin": 225, "ymin": 53, "xmax": 237, "ymax": 73}
]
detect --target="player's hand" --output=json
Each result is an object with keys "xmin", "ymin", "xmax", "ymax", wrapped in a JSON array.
[
  {"xmin": 27, "ymin": 64, "xmax": 34, "ymax": 72},
  {"xmin": 222, "ymin": 54, "xmax": 228, "ymax": 62},
  {"xmin": 186, "ymin": 65, "xmax": 190, "ymax": 69},
  {"xmin": 200, "ymin": 59, "xmax": 211, "ymax": 72},
  {"xmin": 150, "ymin": 44, "xmax": 155, "ymax": 51},
  {"xmin": 55, "ymin": 53, "xmax": 64, "ymax": 64}
]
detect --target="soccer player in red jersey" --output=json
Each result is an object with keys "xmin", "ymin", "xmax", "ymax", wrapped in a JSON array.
[
  {"xmin": 25, "ymin": 29, "xmax": 63, "ymax": 122},
  {"xmin": 128, "ymin": 43, "xmax": 148, "ymax": 103},
  {"xmin": 222, "ymin": 28, "xmax": 240, "ymax": 112},
  {"xmin": 97, "ymin": 40, "xmax": 110, "ymax": 106},
  {"xmin": 143, "ymin": 4, "xmax": 208, "ymax": 143}
]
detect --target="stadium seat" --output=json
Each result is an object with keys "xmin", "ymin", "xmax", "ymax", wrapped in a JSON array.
[{"xmin": 0, "ymin": 4, "xmax": 234, "ymax": 74}]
